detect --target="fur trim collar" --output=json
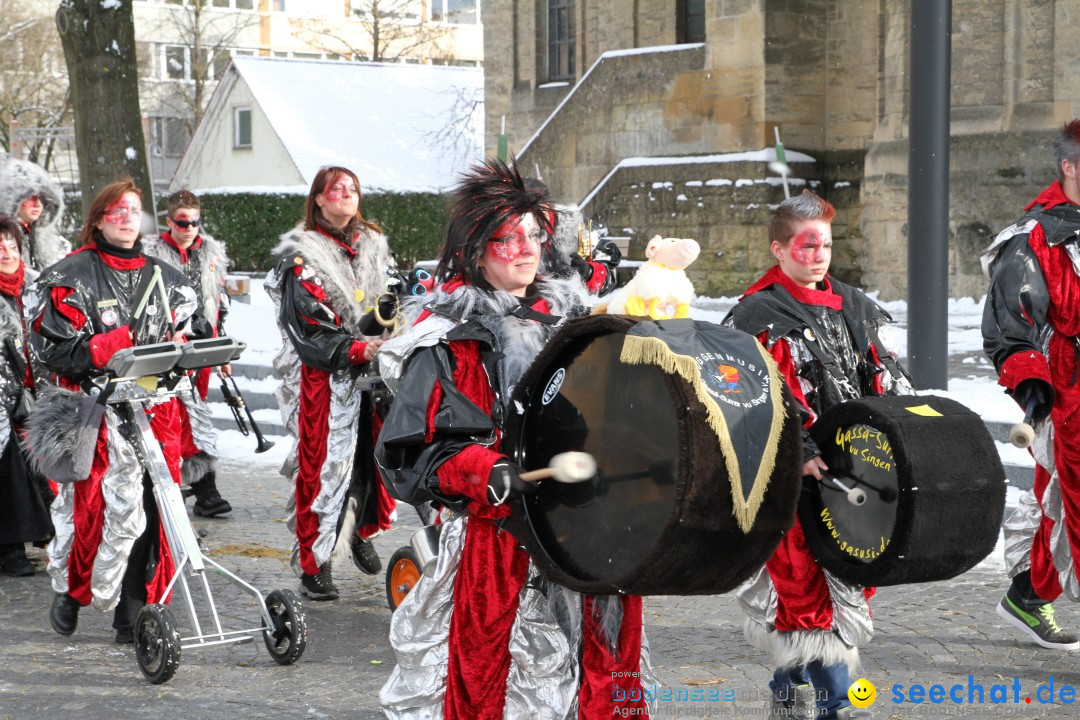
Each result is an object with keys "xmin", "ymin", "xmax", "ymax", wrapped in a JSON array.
[
  {"xmin": 143, "ymin": 232, "xmax": 229, "ymax": 324},
  {"xmin": 401, "ymin": 274, "xmax": 589, "ymax": 394},
  {"xmin": 273, "ymin": 223, "xmax": 394, "ymax": 337}
]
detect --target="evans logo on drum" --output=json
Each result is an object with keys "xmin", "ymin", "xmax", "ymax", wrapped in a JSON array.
[{"xmin": 541, "ymin": 368, "xmax": 566, "ymax": 405}]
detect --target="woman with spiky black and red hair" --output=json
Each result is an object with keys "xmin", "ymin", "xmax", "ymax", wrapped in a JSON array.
[
  {"xmin": 984, "ymin": 119, "xmax": 1080, "ymax": 651},
  {"xmin": 375, "ymin": 160, "xmax": 654, "ymax": 720}
]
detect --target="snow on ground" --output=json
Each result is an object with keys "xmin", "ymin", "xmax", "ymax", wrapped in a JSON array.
[{"xmin": 226, "ymin": 289, "xmax": 1024, "ymax": 472}]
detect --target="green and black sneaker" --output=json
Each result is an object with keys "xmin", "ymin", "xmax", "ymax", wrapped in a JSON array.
[{"xmin": 997, "ymin": 590, "xmax": 1080, "ymax": 650}]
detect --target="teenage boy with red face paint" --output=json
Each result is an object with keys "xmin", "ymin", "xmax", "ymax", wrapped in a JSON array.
[
  {"xmin": 375, "ymin": 159, "xmax": 655, "ymax": 720},
  {"xmin": 265, "ymin": 166, "xmax": 398, "ymax": 602},
  {"xmin": 724, "ymin": 190, "xmax": 913, "ymax": 720},
  {"xmin": 143, "ymin": 190, "xmax": 233, "ymax": 517},
  {"xmin": 983, "ymin": 119, "xmax": 1080, "ymax": 653}
]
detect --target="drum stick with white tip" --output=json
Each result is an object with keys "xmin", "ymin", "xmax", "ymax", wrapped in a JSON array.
[
  {"xmin": 1010, "ymin": 397, "xmax": 1038, "ymax": 449},
  {"xmin": 519, "ymin": 452, "xmax": 597, "ymax": 484},
  {"xmin": 827, "ymin": 475, "xmax": 868, "ymax": 506}
]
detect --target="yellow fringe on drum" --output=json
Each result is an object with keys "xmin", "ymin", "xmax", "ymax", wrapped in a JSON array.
[{"xmin": 619, "ymin": 334, "xmax": 787, "ymax": 533}]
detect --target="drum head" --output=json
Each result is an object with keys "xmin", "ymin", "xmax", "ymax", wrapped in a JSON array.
[
  {"xmin": 517, "ymin": 331, "xmax": 679, "ymax": 584},
  {"xmin": 801, "ymin": 423, "xmax": 900, "ymax": 565},
  {"xmin": 799, "ymin": 394, "xmax": 1007, "ymax": 587}
]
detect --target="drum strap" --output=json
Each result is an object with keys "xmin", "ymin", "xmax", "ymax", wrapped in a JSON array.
[
  {"xmin": 865, "ymin": 324, "xmax": 906, "ymax": 384},
  {"xmin": 508, "ymin": 305, "xmax": 564, "ymax": 326}
]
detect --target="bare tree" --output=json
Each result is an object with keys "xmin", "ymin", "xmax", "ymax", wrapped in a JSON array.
[
  {"xmin": 55, "ymin": 0, "xmax": 153, "ymax": 211},
  {"xmin": 424, "ymin": 83, "xmax": 483, "ymax": 169},
  {"xmin": 0, "ymin": 3, "xmax": 72, "ymax": 167},
  {"xmin": 306, "ymin": 0, "xmax": 453, "ymax": 64},
  {"xmin": 145, "ymin": 1, "xmax": 259, "ymax": 133}
]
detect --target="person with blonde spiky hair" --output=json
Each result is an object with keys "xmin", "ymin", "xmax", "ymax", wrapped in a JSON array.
[{"xmin": 983, "ymin": 119, "xmax": 1080, "ymax": 652}]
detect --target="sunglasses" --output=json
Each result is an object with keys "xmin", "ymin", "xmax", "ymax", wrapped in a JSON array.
[
  {"xmin": 21, "ymin": 195, "xmax": 42, "ymax": 205},
  {"xmin": 170, "ymin": 218, "xmax": 201, "ymax": 229}
]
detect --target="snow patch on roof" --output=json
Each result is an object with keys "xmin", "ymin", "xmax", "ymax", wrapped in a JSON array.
[{"xmin": 227, "ymin": 56, "xmax": 484, "ymax": 194}]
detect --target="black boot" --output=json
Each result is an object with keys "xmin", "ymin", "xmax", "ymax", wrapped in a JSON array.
[
  {"xmin": 50, "ymin": 593, "xmax": 80, "ymax": 636},
  {"xmin": 350, "ymin": 534, "xmax": 382, "ymax": 575},
  {"xmin": 191, "ymin": 472, "xmax": 232, "ymax": 517},
  {"xmin": 0, "ymin": 543, "xmax": 34, "ymax": 577},
  {"xmin": 300, "ymin": 562, "xmax": 339, "ymax": 601}
]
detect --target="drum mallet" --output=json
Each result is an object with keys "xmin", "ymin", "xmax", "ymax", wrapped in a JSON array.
[
  {"xmin": 519, "ymin": 452, "xmax": 598, "ymax": 484},
  {"xmin": 826, "ymin": 474, "xmax": 867, "ymax": 506},
  {"xmin": 1009, "ymin": 397, "xmax": 1038, "ymax": 449}
]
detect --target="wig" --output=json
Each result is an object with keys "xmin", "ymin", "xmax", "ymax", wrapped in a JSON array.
[{"xmin": 434, "ymin": 159, "xmax": 555, "ymax": 286}]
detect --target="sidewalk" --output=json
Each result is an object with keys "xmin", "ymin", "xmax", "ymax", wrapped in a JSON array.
[{"xmin": 0, "ymin": 454, "xmax": 1072, "ymax": 720}]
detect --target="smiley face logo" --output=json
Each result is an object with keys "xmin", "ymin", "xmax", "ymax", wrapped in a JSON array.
[{"xmin": 848, "ymin": 678, "xmax": 876, "ymax": 708}]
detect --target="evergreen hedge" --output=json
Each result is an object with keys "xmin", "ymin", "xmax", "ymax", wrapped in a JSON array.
[{"xmin": 169, "ymin": 191, "xmax": 448, "ymax": 272}]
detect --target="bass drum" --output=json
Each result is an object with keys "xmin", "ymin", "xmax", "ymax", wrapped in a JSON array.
[
  {"xmin": 798, "ymin": 394, "xmax": 1006, "ymax": 587},
  {"xmin": 501, "ymin": 314, "xmax": 803, "ymax": 596}
]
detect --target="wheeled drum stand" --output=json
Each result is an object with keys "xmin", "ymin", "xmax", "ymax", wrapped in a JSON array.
[{"xmin": 102, "ymin": 337, "xmax": 307, "ymax": 683}]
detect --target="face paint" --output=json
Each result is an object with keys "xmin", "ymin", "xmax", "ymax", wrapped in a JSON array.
[
  {"xmin": 103, "ymin": 198, "xmax": 142, "ymax": 225},
  {"xmin": 488, "ymin": 223, "xmax": 546, "ymax": 263},
  {"xmin": 21, "ymin": 195, "xmax": 42, "ymax": 209},
  {"xmin": 324, "ymin": 176, "xmax": 358, "ymax": 202},
  {"xmin": 0, "ymin": 234, "xmax": 18, "ymax": 252},
  {"xmin": 790, "ymin": 227, "xmax": 825, "ymax": 266}
]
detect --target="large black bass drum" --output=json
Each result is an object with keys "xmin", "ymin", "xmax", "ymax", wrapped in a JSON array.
[
  {"xmin": 798, "ymin": 394, "xmax": 1006, "ymax": 587},
  {"xmin": 501, "ymin": 314, "xmax": 803, "ymax": 596}
]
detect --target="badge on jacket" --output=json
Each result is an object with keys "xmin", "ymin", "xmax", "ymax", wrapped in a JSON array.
[{"xmin": 101, "ymin": 309, "xmax": 119, "ymax": 326}]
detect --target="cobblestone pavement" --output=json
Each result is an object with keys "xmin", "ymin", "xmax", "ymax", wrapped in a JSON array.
[{"xmin": 1, "ymin": 458, "xmax": 1076, "ymax": 720}]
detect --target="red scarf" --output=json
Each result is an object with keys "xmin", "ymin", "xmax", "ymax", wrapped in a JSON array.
[
  {"xmin": 741, "ymin": 265, "xmax": 843, "ymax": 310},
  {"xmin": 161, "ymin": 232, "xmax": 202, "ymax": 264},
  {"xmin": 0, "ymin": 261, "xmax": 26, "ymax": 299}
]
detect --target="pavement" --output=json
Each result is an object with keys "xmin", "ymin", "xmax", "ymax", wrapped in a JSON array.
[
  {"xmin": 1, "ymin": 452, "xmax": 1077, "ymax": 720},
  {"xmin": 0, "ymin": 311, "xmax": 1064, "ymax": 720}
]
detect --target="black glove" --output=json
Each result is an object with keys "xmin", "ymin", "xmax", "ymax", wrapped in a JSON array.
[
  {"xmin": 592, "ymin": 238, "xmax": 622, "ymax": 267},
  {"xmin": 1013, "ymin": 378, "xmax": 1054, "ymax": 422},
  {"xmin": 486, "ymin": 462, "xmax": 537, "ymax": 505},
  {"xmin": 568, "ymin": 253, "xmax": 594, "ymax": 282}
]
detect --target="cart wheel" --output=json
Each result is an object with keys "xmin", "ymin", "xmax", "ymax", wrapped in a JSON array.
[
  {"xmin": 135, "ymin": 604, "xmax": 181, "ymax": 684},
  {"xmin": 386, "ymin": 546, "xmax": 422, "ymax": 610},
  {"xmin": 262, "ymin": 589, "xmax": 307, "ymax": 665}
]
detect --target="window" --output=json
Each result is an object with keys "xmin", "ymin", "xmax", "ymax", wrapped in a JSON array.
[
  {"xmin": 547, "ymin": 1, "xmax": 574, "ymax": 81},
  {"xmin": 272, "ymin": 0, "xmax": 286, "ymax": 11},
  {"xmin": 677, "ymin": 0, "xmax": 706, "ymax": 44},
  {"xmin": 210, "ymin": 49, "xmax": 232, "ymax": 78},
  {"xmin": 431, "ymin": 0, "xmax": 479, "ymax": 24},
  {"xmin": 164, "ymin": 45, "xmax": 188, "ymax": 80},
  {"xmin": 234, "ymin": 108, "xmax": 252, "ymax": 149},
  {"xmin": 148, "ymin": 117, "xmax": 190, "ymax": 159}
]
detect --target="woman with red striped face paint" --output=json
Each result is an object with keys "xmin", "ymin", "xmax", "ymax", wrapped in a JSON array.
[
  {"xmin": 30, "ymin": 178, "xmax": 209, "ymax": 644},
  {"xmin": 265, "ymin": 166, "xmax": 399, "ymax": 601}
]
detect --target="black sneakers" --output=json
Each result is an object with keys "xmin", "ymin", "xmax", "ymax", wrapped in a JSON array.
[
  {"xmin": 350, "ymin": 535, "xmax": 382, "ymax": 576},
  {"xmin": 997, "ymin": 586, "xmax": 1080, "ymax": 650},
  {"xmin": 50, "ymin": 593, "xmax": 80, "ymax": 636},
  {"xmin": 191, "ymin": 473, "xmax": 232, "ymax": 517},
  {"xmin": 300, "ymin": 562, "xmax": 339, "ymax": 601}
]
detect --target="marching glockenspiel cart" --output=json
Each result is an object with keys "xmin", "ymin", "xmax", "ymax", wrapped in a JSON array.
[{"xmin": 101, "ymin": 337, "xmax": 307, "ymax": 684}]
